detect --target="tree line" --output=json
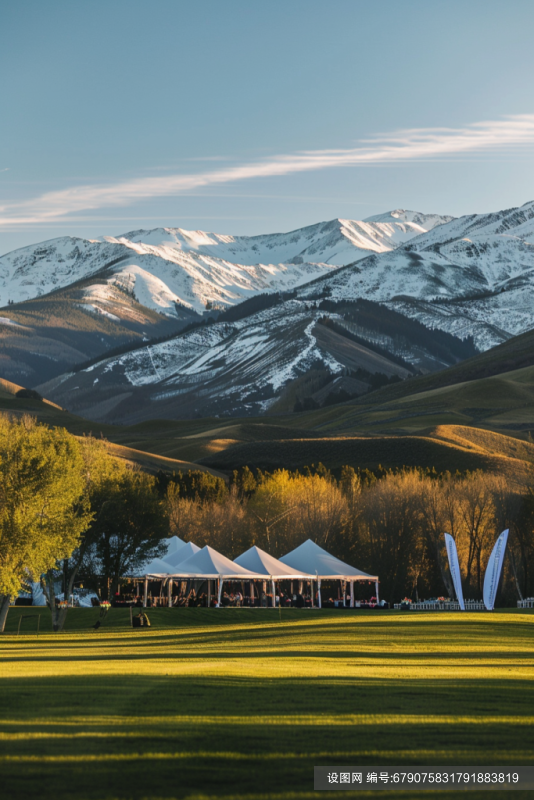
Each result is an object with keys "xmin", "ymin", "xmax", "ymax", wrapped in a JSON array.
[
  {"xmin": 165, "ymin": 464, "xmax": 534, "ymax": 605},
  {"xmin": 2, "ymin": 415, "xmax": 534, "ymax": 633}
]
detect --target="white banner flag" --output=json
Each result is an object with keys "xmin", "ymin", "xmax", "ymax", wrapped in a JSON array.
[
  {"xmin": 483, "ymin": 529, "xmax": 509, "ymax": 611},
  {"xmin": 444, "ymin": 532, "xmax": 465, "ymax": 610}
]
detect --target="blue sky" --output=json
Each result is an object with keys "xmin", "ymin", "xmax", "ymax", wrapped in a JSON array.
[{"xmin": 1, "ymin": 0, "xmax": 534, "ymax": 253}]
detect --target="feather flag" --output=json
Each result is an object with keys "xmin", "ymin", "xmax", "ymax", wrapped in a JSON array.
[
  {"xmin": 444, "ymin": 533, "xmax": 465, "ymax": 610},
  {"xmin": 483, "ymin": 529, "xmax": 509, "ymax": 611}
]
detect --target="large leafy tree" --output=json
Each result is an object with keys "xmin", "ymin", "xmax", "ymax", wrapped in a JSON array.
[
  {"xmin": 0, "ymin": 416, "xmax": 91, "ymax": 632},
  {"xmin": 41, "ymin": 435, "xmax": 121, "ymax": 631},
  {"xmin": 85, "ymin": 467, "xmax": 168, "ymax": 597}
]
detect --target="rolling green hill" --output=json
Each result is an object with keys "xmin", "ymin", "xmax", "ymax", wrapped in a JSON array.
[{"xmin": 297, "ymin": 363, "xmax": 534, "ymax": 437}]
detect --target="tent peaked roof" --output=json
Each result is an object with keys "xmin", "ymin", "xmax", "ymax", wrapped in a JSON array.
[
  {"xmin": 164, "ymin": 536, "xmax": 187, "ymax": 557},
  {"xmin": 235, "ymin": 545, "xmax": 314, "ymax": 579},
  {"xmin": 166, "ymin": 541, "xmax": 201, "ymax": 567},
  {"xmin": 171, "ymin": 545, "xmax": 264, "ymax": 579},
  {"xmin": 137, "ymin": 557, "xmax": 175, "ymax": 577},
  {"xmin": 280, "ymin": 539, "xmax": 378, "ymax": 580}
]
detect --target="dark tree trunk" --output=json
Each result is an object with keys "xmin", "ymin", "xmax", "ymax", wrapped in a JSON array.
[{"xmin": 0, "ymin": 595, "xmax": 11, "ymax": 633}]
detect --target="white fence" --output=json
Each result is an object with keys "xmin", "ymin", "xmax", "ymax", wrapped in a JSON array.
[{"xmin": 394, "ymin": 600, "xmax": 485, "ymax": 611}]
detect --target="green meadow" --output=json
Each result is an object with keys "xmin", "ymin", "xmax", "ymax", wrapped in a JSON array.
[{"xmin": 1, "ymin": 608, "xmax": 533, "ymax": 800}]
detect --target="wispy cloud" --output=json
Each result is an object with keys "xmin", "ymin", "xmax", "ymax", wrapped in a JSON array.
[{"xmin": 2, "ymin": 115, "xmax": 534, "ymax": 228}]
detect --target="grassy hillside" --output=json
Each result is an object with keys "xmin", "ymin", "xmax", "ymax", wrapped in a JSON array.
[
  {"xmin": 1, "ymin": 608, "xmax": 532, "ymax": 800},
  {"xmin": 298, "ymin": 363, "xmax": 534, "ymax": 437},
  {"xmin": 199, "ymin": 433, "xmax": 531, "ymax": 485},
  {"xmin": 318, "ymin": 325, "xmax": 534, "ymax": 415},
  {"xmin": 2, "ymin": 383, "xmax": 533, "ymax": 481},
  {"xmin": 0, "ymin": 392, "xmax": 225, "ymax": 477},
  {"xmin": 4, "ymin": 330, "xmax": 534, "ymax": 480}
]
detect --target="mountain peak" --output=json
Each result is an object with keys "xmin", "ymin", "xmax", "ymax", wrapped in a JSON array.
[{"xmin": 363, "ymin": 209, "xmax": 455, "ymax": 230}]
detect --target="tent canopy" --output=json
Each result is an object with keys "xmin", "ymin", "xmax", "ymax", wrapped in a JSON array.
[
  {"xmin": 133, "ymin": 556, "xmax": 175, "ymax": 578},
  {"xmin": 235, "ymin": 545, "xmax": 314, "ymax": 579},
  {"xmin": 280, "ymin": 539, "xmax": 378, "ymax": 581},
  {"xmin": 164, "ymin": 535, "xmax": 187, "ymax": 558},
  {"xmin": 169, "ymin": 545, "xmax": 264, "ymax": 579},
  {"xmin": 166, "ymin": 541, "xmax": 201, "ymax": 567},
  {"xmin": 131, "ymin": 536, "xmax": 186, "ymax": 577}
]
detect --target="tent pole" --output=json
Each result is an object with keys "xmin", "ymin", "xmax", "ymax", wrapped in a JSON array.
[
  {"xmin": 350, "ymin": 580, "xmax": 354, "ymax": 608},
  {"xmin": 143, "ymin": 577, "xmax": 148, "ymax": 608},
  {"xmin": 207, "ymin": 580, "xmax": 211, "ymax": 608},
  {"xmin": 318, "ymin": 578, "xmax": 322, "ymax": 609},
  {"xmin": 168, "ymin": 578, "xmax": 173, "ymax": 608},
  {"xmin": 218, "ymin": 579, "xmax": 224, "ymax": 608},
  {"xmin": 375, "ymin": 580, "xmax": 380, "ymax": 604},
  {"xmin": 343, "ymin": 580, "xmax": 346, "ymax": 608},
  {"xmin": 271, "ymin": 578, "xmax": 276, "ymax": 608},
  {"xmin": 311, "ymin": 581, "xmax": 314, "ymax": 608}
]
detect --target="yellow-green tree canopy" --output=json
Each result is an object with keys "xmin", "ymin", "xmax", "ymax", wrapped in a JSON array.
[{"xmin": 0, "ymin": 415, "xmax": 92, "ymax": 600}]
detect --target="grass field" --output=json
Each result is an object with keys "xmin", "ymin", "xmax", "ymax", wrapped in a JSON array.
[{"xmin": 1, "ymin": 608, "xmax": 533, "ymax": 800}]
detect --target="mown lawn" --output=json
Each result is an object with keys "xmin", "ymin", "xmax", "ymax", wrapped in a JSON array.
[{"xmin": 0, "ymin": 608, "xmax": 533, "ymax": 799}]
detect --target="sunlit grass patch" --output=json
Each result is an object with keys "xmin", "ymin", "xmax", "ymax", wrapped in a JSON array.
[{"xmin": 0, "ymin": 609, "xmax": 533, "ymax": 799}]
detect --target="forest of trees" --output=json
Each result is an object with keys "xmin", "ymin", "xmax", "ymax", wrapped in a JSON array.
[{"xmin": 2, "ymin": 416, "xmax": 534, "ymax": 633}]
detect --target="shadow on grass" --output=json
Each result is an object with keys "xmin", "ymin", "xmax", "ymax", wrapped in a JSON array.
[
  {"xmin": 2, "ymin": 606, "xmax": 533, "ymax": 800},
  {"xmin": 2, "ymin": 673, "xmax": 534, "ymax": 720},
  {"xmin": 0, "ymin": 674, "xmax": 533, "ymax": 800}
]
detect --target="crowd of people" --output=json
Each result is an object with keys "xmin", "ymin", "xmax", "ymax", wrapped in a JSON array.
[{"xmin": 106, "ymin": 583, "xmax": 383, "ymax": 609}]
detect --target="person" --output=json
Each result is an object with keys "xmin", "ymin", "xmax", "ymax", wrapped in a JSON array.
[
  {"xmin": 187, "ymin": 589, "xmax": 196, "ymax": 607},
  {"xmin": 235, "ymin": 590, "xmax": 242, "ymax": 607}
]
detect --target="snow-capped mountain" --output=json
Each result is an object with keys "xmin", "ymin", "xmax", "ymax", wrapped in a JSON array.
[
  {"xmin": 299, "ymin": 201, "xmax": 534, "ymax": 350},
  {"xmin": 363, "ymin": 209, "xmax": 454, "ymax": 229},
  {"xmin": 0, "ymin": 211, "xmax": 453, "ymax": 316},
  {"xmin": 6, "ymin": 201, "xmax": 534, "ymax": 415},
  {"xmin": 111, "ymin": 210, "xmax": 453, "ymax": 270}
]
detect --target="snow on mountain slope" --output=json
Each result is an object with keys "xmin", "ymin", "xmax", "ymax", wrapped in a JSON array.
[
  {"xmin": 298, "ymin": 201, "xmax": 534, "ymax": 350},
  {"xmin": 0, "ymin": 234, "xmax": 336, "ymax": 315},
  {"xmin": 363, "ymin": 209, "xmax": 455, "ymax": 230},
  {"xmin": 26, "ymin": 200, "xmax": 534, "ymax": 423},
  {"xmin": 405, "ymin": 200, "xmax": 534, "ymax": 287},
  {"xmin": 0, "ymin": 211, "xmax": 449, "ymax": 317},
  {"xmin": 0, "ymin": 237, "xmax": 122, "ymax": 305},
  {"xmin": 40, "ymin": 299, "xmax": 414, "ymax": 423},
  {"xmin": 115, "ymin": 212, "xmax": 453, "ymax": 268}
]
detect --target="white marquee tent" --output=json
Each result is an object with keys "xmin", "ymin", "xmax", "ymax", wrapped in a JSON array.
[
  {"xmin": 133, "ymin": 557, "xmax": 175, "ymax": 578},
  {"xmin": 164, "ymin": 536, "xmax": 187, "ymax": 558},
  {"xmin": 235, "ymin": 545, "xmax": 314, "ymax": 607},
  {"xmin": 130, "ymin": 540, "xmax": 380, "ymax": 611},
  {"xmin": 165, "ymin": 541, "xmax": 201, "ymax": 568},
  {"xmin": 169, "ymin": 545, "xmax": 265, "ymax": 607},
  {"xmin": 161, "ymin": 541, "xmax": 202, "ymax": 606},
  {"xmin": 280, "ymin": 539, "xmax": 379, "ymax": 608},
  {"xmin": 131, "ymin": 536, "xmax": 187, "ymax": 579}
]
